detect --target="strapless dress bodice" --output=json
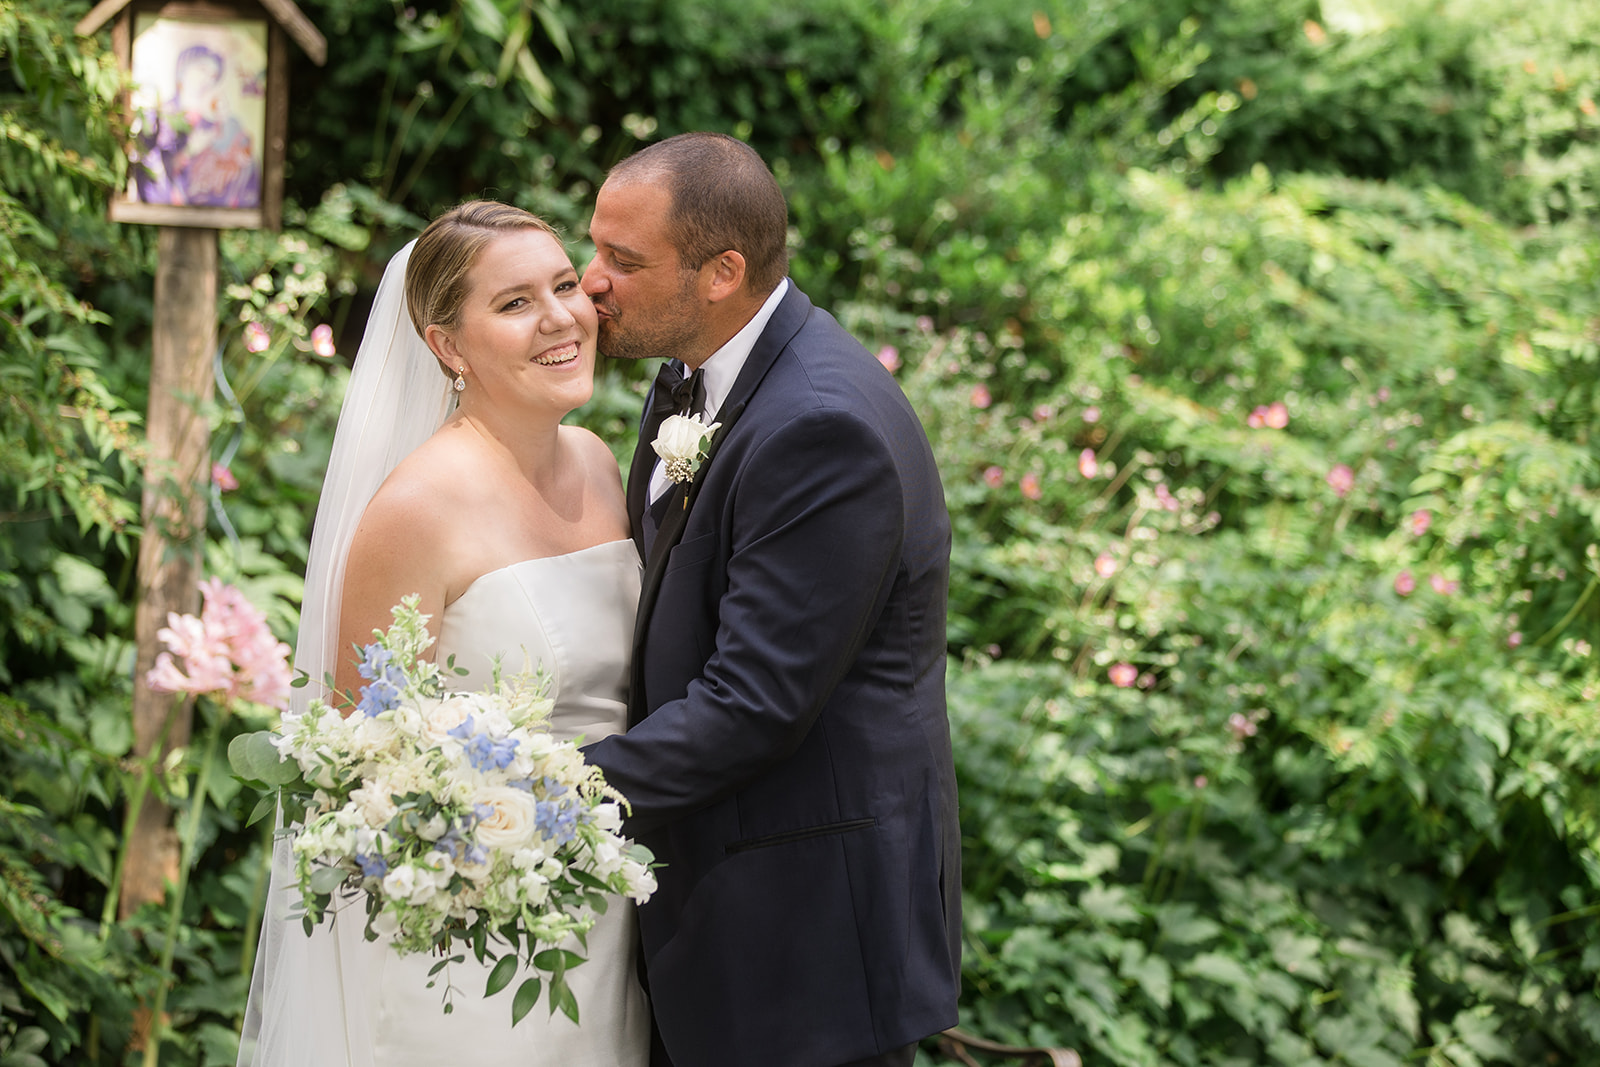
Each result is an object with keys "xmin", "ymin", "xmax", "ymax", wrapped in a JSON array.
[{"xmin": 437, "ymin": 538, "xmax": 641, "ymax": 744}]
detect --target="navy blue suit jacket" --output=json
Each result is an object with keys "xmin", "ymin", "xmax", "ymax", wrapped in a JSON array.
[{"xmin": 585, "ymin": 284, "xmax": 961, "ymax": 1067}]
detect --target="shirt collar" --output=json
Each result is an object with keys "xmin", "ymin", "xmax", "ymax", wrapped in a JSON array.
[{"xmin": 689, "ymin": 278, "xmax": 788, "ymax": 420}]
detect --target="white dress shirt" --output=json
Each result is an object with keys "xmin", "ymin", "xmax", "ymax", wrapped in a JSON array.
[{"xmin": 647, "ymin": 279, "xmax": 789, "ymax": 503}]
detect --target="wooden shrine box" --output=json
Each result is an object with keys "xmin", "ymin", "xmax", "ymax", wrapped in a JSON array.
[{"xmin": 75, "ymin": 0, "xmax": 326, "ymax": 231}]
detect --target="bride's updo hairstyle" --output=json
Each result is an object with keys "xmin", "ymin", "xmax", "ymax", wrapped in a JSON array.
[{"xmin": 403, "ymin": 200, "xmax": 559, "ymax": 377}]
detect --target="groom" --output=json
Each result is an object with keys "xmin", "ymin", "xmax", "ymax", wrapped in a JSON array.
[{"xmin": 581, "ymin": 132, "xmax": 961, "ymax": 1067}]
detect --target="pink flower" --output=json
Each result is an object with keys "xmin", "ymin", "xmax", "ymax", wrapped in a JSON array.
[
  {"xmin": 970, "ymin": 384, "xmax": 991, "ymax": 409},
  {"xmin": 1430, "ymin": 574, "xmax": 1458, "ymax": 595},
  {"xmin": 1078, "ymin": 449, "xmax": 1099, "ymax": 479},
  {"xmin": 1228, "ymin": 712, "xmax": 1258, "ymax": 740},
  {"xmin": 1327, "ymin": 464, "xmax": 1355, "ymax": 497},
  {"xmin": 146, "ymin": 578, "xmax": 292, "ymax": 709},
  {"xmin": 1194, "ymin": 775, "xmax": 1209, "ymax": 789},
  {"xmin": 211, "ymin": 463, "xmax": 239, "ymax": 491},
  {"xmin": 1247, "ymin": 406, "xmax": 1267, "ymax": 428},
  {"xmin": 1154, "ymin": 483, "xmax": 1180, "ymax": 512},
  {"xmin": 1032, "ymin": 403, "xmax": 1054, "ymax": 422},
  {"xmin": 1108, "ymin": 663, "xmax": 1137, "ymax": 688},
  {"xmin": 1082, "ymin": 406, "xmax": 1101, "ymax": 424},
  {"xmin": 983, "ymin": 465, "xmax": 1005, "ymax": 488},
  {"xmin": 1264, "ymin": 401, "xmax": 1289, "ymax": 429},
  {"xmin": 916, "ymin": 315, "xmax": 934, "ymax": 333},
  {"xmin": 1394, "ymin": 570, "xmax": 1416, "ymax": 596},
  {"xmin": 1408, "ymin": 509, "xmax": 1431, "ymax": 536},
  {"xmin": 311, "ymin": 323, "xmax": 336, "ymax": 358},
  {"xmin": 1094, "ymin": 552, "xmax": 1118, "ymax": 578},
  {"xmin": 1507, "ymin": 631, "xmax": 1523, "ymax": 648},
  {"xmin": 1020, "ymin": 473, "xmax": 1043, "ymax": 500},
  {"xmin": 243, "ymin": 321, "xmax": 271, "ymax": 353}
]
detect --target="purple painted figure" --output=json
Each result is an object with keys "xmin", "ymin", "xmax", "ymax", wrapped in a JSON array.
[{"xmin": 134, "ymin": 44, "xmax": 261, "ymax": 208}]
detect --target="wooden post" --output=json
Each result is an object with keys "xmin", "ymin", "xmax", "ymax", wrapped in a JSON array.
[{"xmin": 122, "ymin": 225, "xmax": 217, "ymax": 919}]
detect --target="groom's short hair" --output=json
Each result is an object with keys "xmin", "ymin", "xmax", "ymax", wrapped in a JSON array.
[{"xmin": 609, "ymin": 132, "xmax": 789, "ymax": 296}]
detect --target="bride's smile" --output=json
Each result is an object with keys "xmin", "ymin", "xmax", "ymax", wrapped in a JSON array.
[{"xmin": 532, "ymin": 339, "xmax": 580, "ymax": 366}]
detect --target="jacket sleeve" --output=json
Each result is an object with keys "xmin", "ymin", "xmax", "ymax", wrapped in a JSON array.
[{"xmin": 584, "ymin": 404, "xmax": 903, "ymax": 835}]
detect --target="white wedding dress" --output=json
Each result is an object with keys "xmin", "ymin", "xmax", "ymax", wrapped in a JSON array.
[{"xmin": 368, "ymin": 540, "xmax": 649, "ymax": 1067}]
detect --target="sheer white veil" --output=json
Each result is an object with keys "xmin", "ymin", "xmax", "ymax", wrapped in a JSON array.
[{"xmin": 237, "ymin": 239, "xmax": 455, "ymax": 1067}]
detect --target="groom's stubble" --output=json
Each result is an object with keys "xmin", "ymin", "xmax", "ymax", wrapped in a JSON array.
[{"xmin": 590, "ymin": 263, "xmax": 705, "ymax": 365}]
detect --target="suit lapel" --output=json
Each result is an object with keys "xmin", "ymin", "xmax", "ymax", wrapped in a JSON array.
[
  {"xmin": 626, "ymin": 375, "xmax": 670, "ymax": 560},
  {"xmin": 626, "ymin": 285, "xmax": 814, "ymax": 722}
]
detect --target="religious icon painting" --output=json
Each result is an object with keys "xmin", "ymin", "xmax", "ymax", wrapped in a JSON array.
[{"xmin": 127, "ymin": 14, "xmax": 268, "ymax": 211}]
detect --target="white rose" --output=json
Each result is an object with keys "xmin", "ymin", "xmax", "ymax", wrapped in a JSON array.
[
  {"xmin": 473, "ymin": 786, "xmax": 537, "ymax": 850},
  {"xmin": 420, "ymin": 695, "xmax": 478, "ymax": 745},
  {"xmin": 416, "ymin": 813, "xmax": 449, "ymax": 842},
  {"xmin": 653, "ymin": 414, "xmax": 720, "ymax": 463}
]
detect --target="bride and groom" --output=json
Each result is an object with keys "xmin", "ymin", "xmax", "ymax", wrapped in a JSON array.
[{"xmin": 238, "ymin": 132, "xmax": 961, "ymax": 1067}]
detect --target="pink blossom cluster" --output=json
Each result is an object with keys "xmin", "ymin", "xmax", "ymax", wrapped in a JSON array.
[
  {"xmin": 146, "ymin": 578, "xmax": 293, "ymax": 709},
  {"xmin": 244, "ymin": 321, "xmax": 271, "ymax": 353},
  {"xmin": 1393, "ymin": 570, "xmax": 1459, "ymax": 597},
  {"xmin": 1246, "ymin": 401, "xmax": 1289, "ymax": 429},
  {"xmin": 312, "ymin": 323, "xmax": 337, "ymax": 358},
  {"xmin": 1326, "ymin": 464, "xmax": 1355, "ymax": 497}
]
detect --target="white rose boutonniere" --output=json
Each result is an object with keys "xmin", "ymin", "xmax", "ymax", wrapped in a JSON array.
[{"xmin": 653, "ymin": 413, "xmax": 722, "ymax": 486}]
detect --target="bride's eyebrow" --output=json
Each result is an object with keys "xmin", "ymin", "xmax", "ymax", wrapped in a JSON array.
[{"xmin": 484, "ymin": 268, "xmax": 573, "ymax": 304}]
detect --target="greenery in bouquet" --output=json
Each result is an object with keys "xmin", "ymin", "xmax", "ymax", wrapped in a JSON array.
[{"xmin": 229, "ymin": 596, "xmax": 657, "ymax": 1024}]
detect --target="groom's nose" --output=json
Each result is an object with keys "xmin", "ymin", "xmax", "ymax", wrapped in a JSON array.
[{"xmin": 580, "ymin": 258, "xmax": 608, "ymax": 297}]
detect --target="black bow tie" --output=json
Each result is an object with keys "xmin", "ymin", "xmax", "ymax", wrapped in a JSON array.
[{"xmin": 652, "ymin": 361, "xmax": 705, "ymax": 420}]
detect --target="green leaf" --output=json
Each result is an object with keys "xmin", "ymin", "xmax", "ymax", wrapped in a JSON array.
[
  {"xmin": 511, "ymin": 976, "xmax": 542, "ymax": 1026},
  {"xmin": 485, "ymin": 953, "xmax": 519, "ymax": 997},
  {"xmin": 549, "ymin": 972, "xmax": 579, "ymax": 1024},
  {"xmin": 246, "ymin": 793, "xmax": 277, "ymax": 827},
  {"xmin": 532, "ymin": 948, "xmax": 584, "ymax": 973},
  {"xmin": 309, "ymin": 865, "xmax": 346, "ymax": 894},
  {"xmin": 228, "ymin": 731, "xmax": 300, "ymax": 786},
  {"xmin": 1185, "ymin": 951, "xmax": 1252, "ymax": 990}
]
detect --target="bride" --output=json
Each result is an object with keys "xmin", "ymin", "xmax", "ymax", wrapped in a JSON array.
[{"xmin": 237, "ymin": 202, "xmax": 649, "ymax": 1067}]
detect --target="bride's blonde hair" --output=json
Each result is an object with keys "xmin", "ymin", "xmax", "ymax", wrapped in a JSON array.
[{"xmin": 404, "ymin": 201, "xmax": 560, "ymax": 376}]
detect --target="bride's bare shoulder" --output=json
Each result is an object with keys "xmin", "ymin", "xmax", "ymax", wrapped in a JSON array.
[
  {"xmin": 562, "ymin": 425, "xmax": 624, "ymax": 489},
  {"xmin": 353, "ymin": 428, "xmax": 495, "ymax": 542}
]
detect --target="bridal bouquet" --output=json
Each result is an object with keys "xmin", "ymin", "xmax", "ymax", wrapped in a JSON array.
[{"xmin": 228, "ymin": 595, "xmax": 656, "ymax": 1025}]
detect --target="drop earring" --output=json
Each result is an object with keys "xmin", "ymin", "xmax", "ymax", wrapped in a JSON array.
[{"xmin": 453, "ymin": 368, "xmax": 466, "ymax": 392}]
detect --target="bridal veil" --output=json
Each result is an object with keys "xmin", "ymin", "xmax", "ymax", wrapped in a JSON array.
[{"xmin": 237, "ymin": 240, "xmax": 455, "ymax": 1067}]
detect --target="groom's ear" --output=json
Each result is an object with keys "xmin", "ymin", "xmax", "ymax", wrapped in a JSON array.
[{"xmin": 702, "ymin": 250, "xmax": 747, "ymax": 304}]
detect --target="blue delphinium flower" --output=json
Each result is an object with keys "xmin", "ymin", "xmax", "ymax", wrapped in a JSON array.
[
  {"xmin": 355, "ymin": 643, "xmax": 405, "ymax": 717},
  {"xmin": 448, "ymin": 714, "xmax": 519, "ymax": 773},
  {"xmin": 357, "ymin": 852, "xmax": 389, "ymax": 879},
  {"xmin": 535, "ymin": 798, "xmax": 579, "ymax": 845}
]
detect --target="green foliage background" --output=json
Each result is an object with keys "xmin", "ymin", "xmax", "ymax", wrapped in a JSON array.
[{"xmin": 3, "ymin": 0, "xmax": 1598, "ymax": 1063}]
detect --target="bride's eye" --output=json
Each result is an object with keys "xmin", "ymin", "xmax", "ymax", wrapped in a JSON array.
[{"xmin": 498, "ymin": 297, "xmax": 527, "ymax": 311}]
